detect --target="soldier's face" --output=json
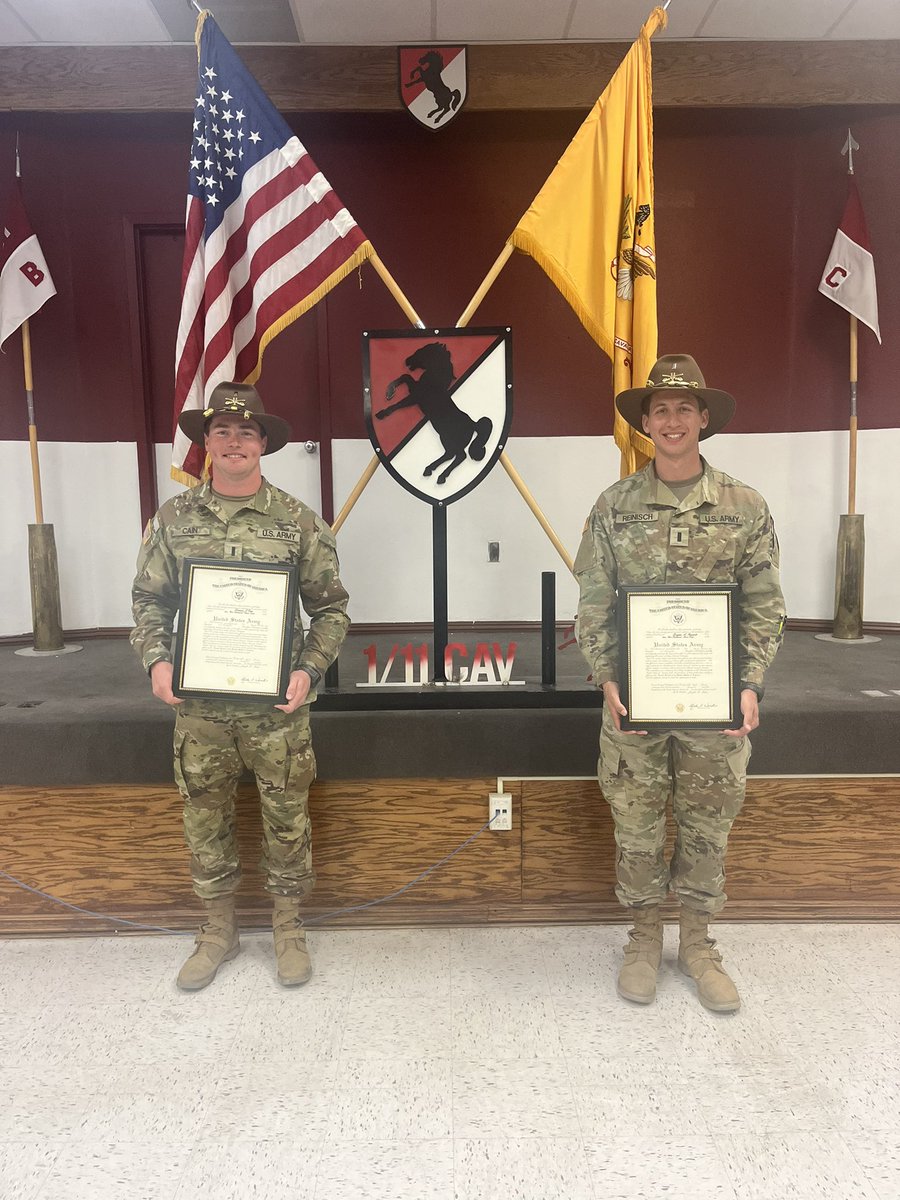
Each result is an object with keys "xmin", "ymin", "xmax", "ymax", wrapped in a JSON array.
[
  {"xmin": 205, "ymin": 414, "xmax": 267, "ymax": 489},
  {"xmin": 642, "ymin": 394, "xmax": 708, "ymax": 460}
]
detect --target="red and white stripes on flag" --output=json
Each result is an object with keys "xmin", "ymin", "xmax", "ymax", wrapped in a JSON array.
[
  {"xmin": 172, "ymin": 13, "xmax": 372, "ymax": 484},
  {"xmin": 818, "ymin": 180, "xmax": 881, "ymax": 344},
  {"xmin": 0, "ymin": 181, "xmax": 56, "ymax": 350}
]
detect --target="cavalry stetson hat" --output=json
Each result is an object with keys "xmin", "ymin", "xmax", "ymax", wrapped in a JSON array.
[
  {"xmin": 178, "ymin": 382, "xmax": 291, "ymax": 455},
  {"xmin": 615, "ymin": 354, "xmax": 736, "ymax": 440}
]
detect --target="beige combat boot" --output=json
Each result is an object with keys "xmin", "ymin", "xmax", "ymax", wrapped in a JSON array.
[
  {"xmin": 617, "ymin": 905, "xmax": 663, "ymax": 1004},
  {"xmin": 273, "ymin": 897, "xmax": 312, "ymax": 986},
  {"xmin": 176, "ymin": 897, "xmax": 240, "ymax": 991},
  {"xmin": 678, "ymin": 907, "xmax": 740, "ymax": 1013}
]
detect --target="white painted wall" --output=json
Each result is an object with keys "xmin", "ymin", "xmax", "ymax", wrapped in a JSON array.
[
  {"xmin": 2, "ymin": 430, "xmax": 898, "ymax": 637},
  {"xmin": 4, "ymin": 441, "xmax": 143, "ymax": 636}
]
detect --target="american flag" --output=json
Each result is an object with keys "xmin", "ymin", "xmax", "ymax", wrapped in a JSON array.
[{"xmin": 172, "ymin": 13, "xmax": 372, "ymax": 483}]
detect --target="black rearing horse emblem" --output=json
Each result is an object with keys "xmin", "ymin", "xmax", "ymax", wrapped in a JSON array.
[
  {"xmin": 404, "ymin": 51, "xmax": 461, "ymax": 125},
  {"xmin": 376, "ymin": 342, "xmax": 492, "ymax": 485}
]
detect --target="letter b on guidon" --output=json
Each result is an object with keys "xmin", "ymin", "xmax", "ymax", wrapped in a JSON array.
[{"xmin": 20, "ymin": 261, "xmax": 45, "ymax": 287}]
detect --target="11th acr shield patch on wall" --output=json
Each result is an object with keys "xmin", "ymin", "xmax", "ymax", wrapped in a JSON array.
[
  {"xmin": 399, "ymin": 46, "xmax": 467, "ymax": 130},
  {"xmin": 363, "ymin": 328, "xmax": 513, "ymax": 506}
]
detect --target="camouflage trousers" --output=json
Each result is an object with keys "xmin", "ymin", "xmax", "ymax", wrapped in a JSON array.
[
  {"xmin": 173, "ymin": 700, "xmax": 317, "ymax": 901},
  {"xmin": 598, "ymin": 707, "xmax": 751, "ymax": 915}
]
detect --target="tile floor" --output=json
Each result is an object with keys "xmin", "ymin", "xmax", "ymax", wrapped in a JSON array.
[{"xmin": 1, "ymin": 922, "xmax": 898, "ymax": 1200}]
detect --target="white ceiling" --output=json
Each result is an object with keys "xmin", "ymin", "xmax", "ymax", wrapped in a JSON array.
[{"xmin": 2, "ymin": 0, "xmax": 900, "ymax": 45}]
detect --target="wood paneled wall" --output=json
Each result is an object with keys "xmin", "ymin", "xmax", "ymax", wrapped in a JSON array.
[
  {"xmin": 1, "ymin": 41, "xmax": 898, "ymax": 112},
  {"xmin": 1, "ymin": 776, "xmax": 898, "ymax": 935}
]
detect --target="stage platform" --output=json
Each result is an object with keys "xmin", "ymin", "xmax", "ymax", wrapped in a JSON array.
[
  {"xmin": 1, "ymin": 630, "xmax": 899, "ymax": 785},
  {"xmin": 2, "ymin": 629, "xmax": 899, "ymax": 932}
]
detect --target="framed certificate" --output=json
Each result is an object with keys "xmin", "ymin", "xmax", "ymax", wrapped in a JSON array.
[
  {"xmin": 618, "ymin": 584, "xmax": 741, "ymax": 731},
  {"xmin": 172, "ymin": 558, "xmax": 297, "ymax": 703}
]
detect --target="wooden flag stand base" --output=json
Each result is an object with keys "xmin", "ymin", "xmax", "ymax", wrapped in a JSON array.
[
  {"xmin": 14, "ymin": 317, "xmax": 81, "ymax": 659},
  {"xmin": 14, "ymin": 523, "xmax": 82, "ymax": 658},
  {"xmin": 814, "ymin": 513, "xmax": 879, "ymax": 646}
]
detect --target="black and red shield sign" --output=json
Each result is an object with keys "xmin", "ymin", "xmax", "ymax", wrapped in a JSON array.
[
  {"xmin": 363, "ymin": 328, "xmax": 513, "ymax": 506},
  {"xmin": 398, "ymin": 46, "xmax": 467, "ymax": 131}
]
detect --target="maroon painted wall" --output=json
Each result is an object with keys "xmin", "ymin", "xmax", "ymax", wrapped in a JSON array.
[{"xmin": 0, "ymin": 106, "xmax": 897, "ymax": 445}]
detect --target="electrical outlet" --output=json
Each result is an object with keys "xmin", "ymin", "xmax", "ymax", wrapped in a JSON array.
[{"xmin": 489, "ymin": 792, "xmax": 512, "ymax": 830}]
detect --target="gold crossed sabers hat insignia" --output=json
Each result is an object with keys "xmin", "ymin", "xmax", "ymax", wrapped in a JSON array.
[{"xmin": 654, "ymin": 368, "xmax": 699, "ymax": 389}]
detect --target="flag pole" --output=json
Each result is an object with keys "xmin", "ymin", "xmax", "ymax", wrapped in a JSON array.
[
  {"xmin": 454, "ymin": 256, "xmax": 574, "ymax": 572},
  {"xmin": 848, "ymin": 314, "xmax": 858, "ymax": 516},
  {"xmin": 332, "ymin": 454, "xmax": 380, "ymax": 533},
  {"xmin": 368, "ymin": 251, "xmax": 425, "ymax": 329},
  {"xmin": 454, "ymin": 6, "xmax": 670, "ymax": 331},
  {"xmin": 21, "ymin": 317, "xmax": 44, "ymax": 524},
  {"xmin": 497, "ymin": 454, "xmax": 574, "ymax": 572},
  {"xmin": 455, "ymin": 243, "xmax": 513, "ymax": 328},
  {"xmin": 339, "ymin": 4, "xmax": 670, "ymax": 555},
  {"xmin": 10, "ymin": 137, "xmax": 81, "ymax": 657},
  {"xmin": 444, "ymin": 5, "xmax": 671, "ymax": 573},
  {"xmin": 13, "ymin": 134, "xmax": 45, "ymax": 526},
  {"xmin": 330, "ymin": 257, "xmax": 425, "ymax": 534},
  {"xmin": 830, "ymin": 129, "xmax": 868, "ymax": 642}
]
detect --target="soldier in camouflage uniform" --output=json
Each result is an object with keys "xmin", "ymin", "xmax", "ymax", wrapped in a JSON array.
[
  {"xmin": 575, "ymin": 354, "xmax": 785, "ymax": 1013},
  {"xmin": 132, "ymin": 382, "xmax": 349, "ymax": 991}
]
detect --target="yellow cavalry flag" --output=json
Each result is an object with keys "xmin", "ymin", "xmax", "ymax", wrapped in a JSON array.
[{"xmin": 509, "ymin": 7, "xmax": 666, "ymax": 475}]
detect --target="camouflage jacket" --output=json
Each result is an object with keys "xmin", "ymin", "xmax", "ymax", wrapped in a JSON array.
[
  {"xmin": 131, "ymin": 479, "xmax": 350, "ymax": 688},
  {"xmin": 574, "ymin": 461, "xmax": 785, "ymax": 688}
]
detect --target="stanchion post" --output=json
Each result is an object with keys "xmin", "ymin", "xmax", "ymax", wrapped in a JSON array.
[
  {"xmin": 432, "ymin": 504, "xmax": 449, "ymax": 682},
  {"xmin": 541, "ymin": 570, "xmax": 556, "ymax": 687}
]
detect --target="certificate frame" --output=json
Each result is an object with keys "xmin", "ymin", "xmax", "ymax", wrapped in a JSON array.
[
  {"xmin": 172, "ymin": 557, "xmax": 298, "ymax": 703},
  {"xmin": 618, "ymin": 583, "xmax": 741, "ymax": 731}
]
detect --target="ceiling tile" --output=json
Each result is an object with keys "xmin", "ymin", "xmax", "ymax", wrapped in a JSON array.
[
  {"xmin": 9, "ymin": 0, "xmax": 169, "ymax": 43},
  {"xmin": 699, "ymin": 0, "xmax": 851, "ymax": 39},
  {"xmin": 152, "ymin": 0, "xmax": 300, "ymax": 44},
  {"xmin": 828, "ymin": 0, "xmax": 900, "ymax": 38},
  {"xmin": 205, "ymin": 0, "xmax": 300, "ymax": 44},
  {"xmin": 148, "ymin": 0, "xmax": 200, "ymax": 43},
  {"xmin": 438, "ymin": 0, "xmax": 569, "ymax": 42},
  {"xmin": 569, "ymin": 0, "xmax": 714, "ymax": 41},
  {"xmin": 0, "ymin": 0, "xmax": 36, "ymax": 44},
  {"xmin": 293, "ymin": 0, "xmax": 431, "ymax": 44}
]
